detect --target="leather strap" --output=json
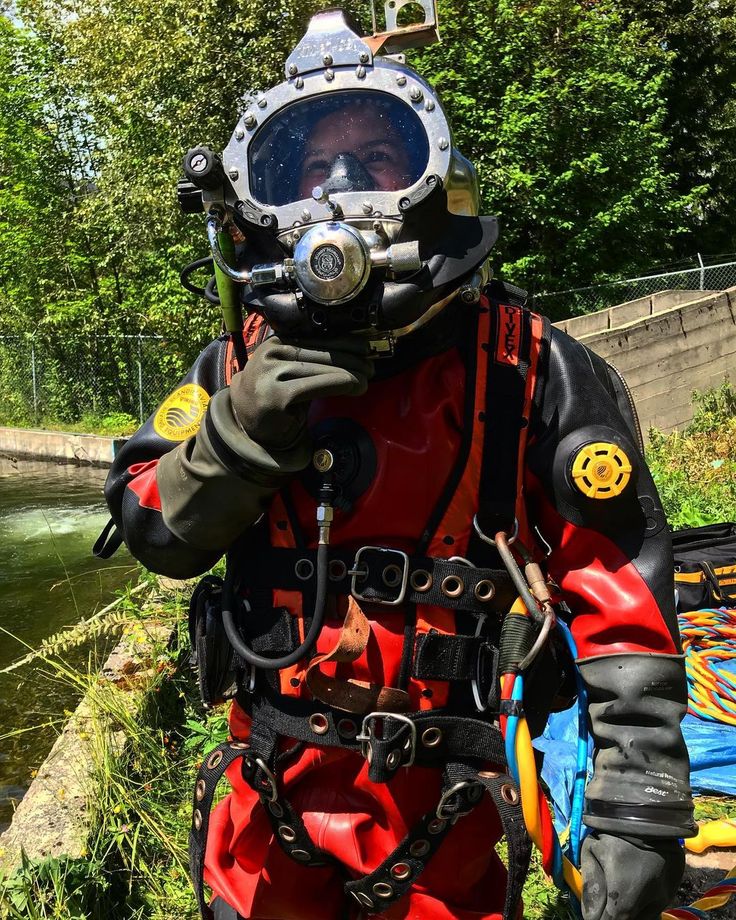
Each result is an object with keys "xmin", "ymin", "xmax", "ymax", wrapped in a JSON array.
[{"xmin": 305, "ymin": 596, "xmax": 411, "ymax": 713}]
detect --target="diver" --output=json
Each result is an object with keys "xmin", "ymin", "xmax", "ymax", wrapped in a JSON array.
[{"xmin": 99, "ymin": 5, "xmax": 694, "ymax": 919}]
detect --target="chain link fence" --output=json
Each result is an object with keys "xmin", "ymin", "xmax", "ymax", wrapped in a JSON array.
[
  {"xmin": 0, "ymin": 334, "xmax": 176, "ymax": 429},
  {"xmin": 532, "ymin": 256, "xmax": 736, "ymax": 318}
]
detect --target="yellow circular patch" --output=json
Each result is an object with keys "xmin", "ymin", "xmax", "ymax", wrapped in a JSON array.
[
  {"xmin": 153, "ymin": 384, "xmax": 210, "ymax": 441},
  {"xmin": 570, "ymin": 441, "xmax": 632, "ymax": 499}
]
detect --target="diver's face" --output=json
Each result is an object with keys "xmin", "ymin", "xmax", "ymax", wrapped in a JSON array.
[{"xmin": 299, "ymin": 106, "xmax": 411, "ymax": 198}]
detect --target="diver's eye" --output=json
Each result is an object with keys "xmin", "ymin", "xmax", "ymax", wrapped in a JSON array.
[{"xmin": 303, "ymin": 159, "xmax": 330, "ymax": 175}]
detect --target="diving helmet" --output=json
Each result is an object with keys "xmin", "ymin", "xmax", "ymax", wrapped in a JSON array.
[{"xmin": 180, "ymin": 1, "xmax": 498, "ymax": 344}]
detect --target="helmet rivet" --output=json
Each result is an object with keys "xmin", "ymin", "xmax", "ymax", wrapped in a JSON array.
[
  {"xmin": 324, "ymin": 68, "xmax": 335, "ymax": 82},
  {"xmin": 410, "ymin": 86, "xmax": 423, "ymax": 102},
  {"xmin": 356, "ymin": 65, "xmax": 366, "ymax": 79},
  {"xmin": 244, "ymin": 113, "xmax": 257, "ymax": 129},
  {"xmin": 360, "ymin": 51, "xmax": 370, "ymax": 63},
  {"xmin": 396, "ymin": 74, "xmax": 407, "ymax": 87},
  {"xmin": 295, "ymin": 77, "xmax": 304, "ymax": 89},
  {"xmin": 425, "ymin": 99, "xmax": 436, "ymax": 112},
  {"xmin": 235, "ymin": 129, "xmax": 244, "ymax": 141},
  {"xmin": 362, "ymin": 201, "xmax": 373, "ymax": 215},
  {"xmin": 292, "ymin": 230, "xmax": 301, "ymax": 243},
  {"xmin": 323, "ymin": 53, "xmax": 333, "ymax": 65},
  {"xmin": 301, "ymin": 209, "xmax": 312, "ymax": 223},
  {"xmin": 228, "ymin": 169, "xmax": 239, "ymax": 181},
  {"xmin": 258, "ymin": 98, "xmax": 267, "ymax": 109},
  {"xmin": 288, "ymin": 63, "xmax": 298, "ymax": 76},
  {"xmin": 438, "ymin": 137, "xmax": 450, "ymax": 150}
]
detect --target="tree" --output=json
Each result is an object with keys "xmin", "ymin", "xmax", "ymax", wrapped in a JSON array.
[{"xmin": 411, "ymin": 0, "xmax": 702, "ymax": 300}]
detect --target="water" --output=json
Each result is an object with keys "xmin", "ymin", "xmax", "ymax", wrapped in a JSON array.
[{"xmin": 0, "ymin": 457, "xmax": 133, "ymax": 826}]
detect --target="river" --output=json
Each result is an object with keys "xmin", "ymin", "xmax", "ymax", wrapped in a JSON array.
[{"xmin": 0, "ymin": 457, "xmax": 132, "ymax": 827}]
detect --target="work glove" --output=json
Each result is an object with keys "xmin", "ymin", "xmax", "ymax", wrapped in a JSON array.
[
  {"xmin": 581, "ymin": 832, "xmax": 684, "ymax": 920},
  {"xmin": 230, "ymin": 335, "xmax": 374, "ymax": 450},
  {"xmin": 156, "ymin": 334, "xmax": 373, "ymax": 554}
]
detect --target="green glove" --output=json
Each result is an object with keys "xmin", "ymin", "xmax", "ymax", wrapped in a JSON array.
[
  {"xmin": 581, "ymin": 832, "xmax": 684, "ymax": 920},
  {"xmin": 230, "ymin": 335, "xmax": 374, "ymax": 450}
]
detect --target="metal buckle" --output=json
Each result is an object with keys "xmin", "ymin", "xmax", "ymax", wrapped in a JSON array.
[
  {"xmin": 357, "ymin": 712, "xmax": 417, "ymax": 768},
  {"xmin": 253, "ymin": 757, "xmax": 278, "ymax": 803},
  {"xmin": 350, "ymin": 546, "xmax": 410, "ymax": 606},
  {"xmin": 436, "ymin": 781, "xmax": 483, "ymax": 822}
]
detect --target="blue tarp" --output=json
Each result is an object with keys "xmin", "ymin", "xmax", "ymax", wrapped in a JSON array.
[{"xmin": 535, "ymin": 703, "xmax": 736, "ymax": 834}]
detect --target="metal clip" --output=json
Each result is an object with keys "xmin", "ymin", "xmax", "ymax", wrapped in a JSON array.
[{"xmin": 436, "ymin": 781, "xmax": 484, "ymax": 822}]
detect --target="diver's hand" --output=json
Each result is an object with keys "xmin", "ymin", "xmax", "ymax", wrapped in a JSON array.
[
  {"xmin": 581, "ymin": 832, "xmax": 684, "ymax": 920},
  {"xmin": 230, "ymin": 335, "xmax": 374, "ymax": 449}
]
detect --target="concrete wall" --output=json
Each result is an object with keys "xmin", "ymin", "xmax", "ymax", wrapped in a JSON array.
[
  {"xmin": 555, "ymin": 288, "xmax": 736, "ymax": 433},
  {"xmin": 0, "ymin": 427, "xmax": 127, "ymax": 467}
]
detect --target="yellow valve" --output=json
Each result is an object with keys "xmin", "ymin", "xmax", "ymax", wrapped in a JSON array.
[{"xmin": 570, "ymin": 442, "xmax": 632, "ymax": 499}]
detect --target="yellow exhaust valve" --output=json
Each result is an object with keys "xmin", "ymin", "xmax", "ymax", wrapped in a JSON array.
[{"xmin": 570, "ymin": 442, "xmax": 632, "ymax": 499}]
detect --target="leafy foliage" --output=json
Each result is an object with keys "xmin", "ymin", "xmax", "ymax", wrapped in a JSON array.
[{"xmin": 647, "ymin": 381, "xmax": 736, "ymax": 529}]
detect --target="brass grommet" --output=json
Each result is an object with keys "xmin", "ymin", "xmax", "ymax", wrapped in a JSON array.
[
  {"xmin": 278, "ymin": 825, "xmax": 297, "ymax": 843},
  {"xmin": 390, "ymin": 862, "xmax": 412, "ymax": 881},
  {"xmin": 427, "ymin": 818, "xmax": 446, "ymax": 834},
  {"xmin": 291, "ymin": 849, "xmax": 311, "ymax": 862},
  {"xmin": 410, "ymin": 569, "xmax": 433, "ymax": 592},
  {"xmin": 382, "ymin": 564, "xmax": 403, "ymax": 588},
  {"xmin": 409, "ymin": 839, "xmax": 430, "ymax": 858},
  {"xmin": 478, "ymin": 770, "xmax": 500, "ymax": 779},
  {"xmin": 373, "ymin": 882, "xmax": 394, "ymax": 899},
  {"xmin": 268, "ymin": 802, "xmax": 284, "ymax": 818},
  {"xmin": 329, "ymin": 559, "xmax": 348, "ymax": 581},
  {"xmin": 421, "ymin": 727, "xmax": 443, "ymax": 748},
  {"xmin": 309, "ymin": 713, "xmax": 329, "ymax": 735},
  {"xmin": 337, "ymin": 718, "xmax": 358, "ymax": 739},
  {"xmin": 195, "ymin": 779, "xmax": 206, "ymax": 801},
  {"xmin": 474, "ymin": 579, "xmax": 496, "ymax": 602},
  {"xmin": 295, "ymin": 558, "xmax": 315, "ymax": 581},
  {"xmin": 386, "ymin": 748, "xmax": 402, "ymax": 770},
  {"xmin": 501, "ymin": 783, "xmax": 520, "ymax": 805},
  {"xmin": 229, "ymin": 741, "xmax": 249, "ymax": 750},
  {"xmin": 351, "ymin": 891, "xmax": 374, "ymax": 909},
  {"xmin": 207, "ymin": 750, "xmax": 224, "ymax": 770},
  {"xmin": 193, "ymin": 809, "xmax": 203, "ymax": 831},
  {"xmin": 441, "ymin": 575, "xmax": 464, "ymax": 598}
]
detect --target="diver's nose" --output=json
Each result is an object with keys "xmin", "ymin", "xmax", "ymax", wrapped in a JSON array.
[{"xmin": 323, "ymin": 153, "xmax": 373, "ymax": 193}]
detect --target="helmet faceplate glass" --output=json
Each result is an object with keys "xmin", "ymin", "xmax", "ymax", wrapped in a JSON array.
[{"xmin": 248, "ymin": 91, "xmax": 430, "ymax": 208}]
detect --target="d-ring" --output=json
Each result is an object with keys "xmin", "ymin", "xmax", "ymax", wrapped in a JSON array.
[{"xmin": 472, "ymin": 515, "xmax": 518, "ymax": 547}]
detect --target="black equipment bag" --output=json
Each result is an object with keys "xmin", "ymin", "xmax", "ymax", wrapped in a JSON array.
[{"xmin": 671, "ymin": 522, "xmax": 736, "ymax": 612}]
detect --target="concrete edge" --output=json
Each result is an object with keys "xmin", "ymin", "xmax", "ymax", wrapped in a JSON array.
[
  {"xmin": 0, "ymin": 427, "xmax": 129, "ymax": 468},
  {"xmin": 570, "ymin": 287, "xmax": 735, "ymax": 344},
  {"xmin": 0, "ymin": 618, "xmax": 175, "ymax": 875}
]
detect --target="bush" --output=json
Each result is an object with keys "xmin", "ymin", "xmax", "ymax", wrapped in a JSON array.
[{"xmin": 647, "ymin": 381, "xmax": 736, "ymax": 529}]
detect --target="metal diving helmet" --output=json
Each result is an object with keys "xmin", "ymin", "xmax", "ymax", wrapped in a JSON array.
[{"xmin": 179, "ymin": 1, "xmax": 498, "ymax": 348}]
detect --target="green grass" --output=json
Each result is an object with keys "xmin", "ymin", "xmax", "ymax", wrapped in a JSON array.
[
  {"xmin": 647, "ymin": 380, "xmax": 736, "ymax": 529},
  {"xmin": 0, "ymin": 411, "xmax": 140, "ymax": 437}
]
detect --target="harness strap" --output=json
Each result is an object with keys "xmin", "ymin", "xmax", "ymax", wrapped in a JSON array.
[
  {"xmin": 189, "ymin": 741, "xmax": 252, "ymax": 920},
  {"xmin": 305, "ymin": 596, "xmax": 411, "ymax": 713},
  {"xmin": 445, "ymin": 762, "xmax": 532, "ymax": 920},
  {"xmin": 190, "ymin": 741, "xmax": 528, "ymax": 920},
  {"xmin": 413, "ymin": 632, "xmax": 497, "ymax": 682},
  {"xmin": 241, "ymin": 547, "xmax": 512, "ymax": 615}
]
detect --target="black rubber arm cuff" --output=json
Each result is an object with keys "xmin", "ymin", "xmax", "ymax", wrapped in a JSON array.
[{"xmin": 580, "ymin": 653, "xmax": 696, "ymax": 839}]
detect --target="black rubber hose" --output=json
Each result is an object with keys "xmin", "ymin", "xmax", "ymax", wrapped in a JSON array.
[
  {"xmin": 204, "ymin": 275, "xmax": 221, "ymax": 306},
  {"xmin": 180, "ymin": 256, "xmax": 216, "ymax": 298},
  {"xmin": 221, "ymin": 543, "xmax": 329, "ymax": 670}
]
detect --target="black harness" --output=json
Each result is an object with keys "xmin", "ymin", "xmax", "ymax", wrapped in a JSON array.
[{"xmin": 189, "ymin": 292, "xmax": 549, "ymax": 919}]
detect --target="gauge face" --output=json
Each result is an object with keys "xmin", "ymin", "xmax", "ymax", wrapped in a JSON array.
[{"xmin": 248, "ymin": 90, "xmax": 430, "ymax": 208}]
